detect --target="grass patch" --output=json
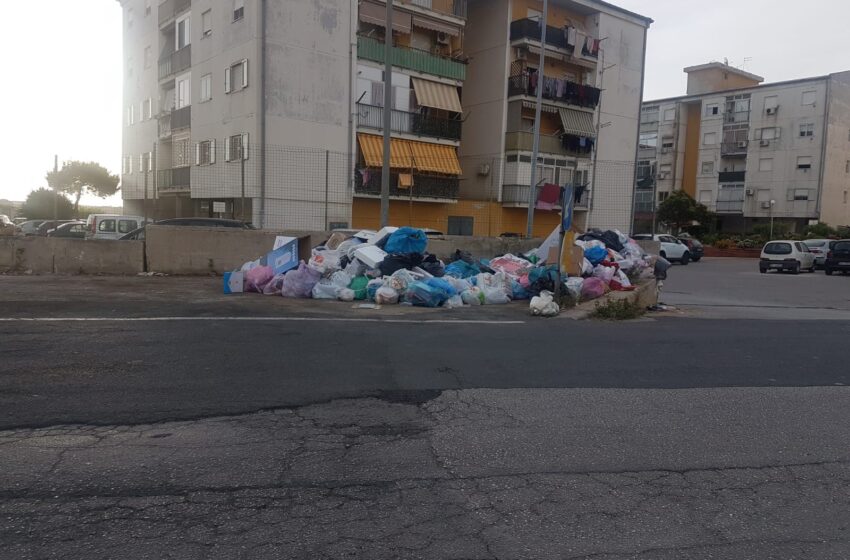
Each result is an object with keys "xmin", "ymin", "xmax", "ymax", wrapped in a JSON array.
[{"xmin": 589, "ymin": 297, "xmax": 645, "ymax": 321}]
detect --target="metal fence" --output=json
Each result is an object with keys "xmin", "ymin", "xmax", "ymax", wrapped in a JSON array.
[{"xmin": 119, "ymin": 142, "xmax": 639, "ymax": 237}]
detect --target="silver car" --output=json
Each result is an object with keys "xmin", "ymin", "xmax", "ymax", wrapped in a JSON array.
[{"xmin": 803, "ymin": 239, "xmax": 831, "ymax": 267}]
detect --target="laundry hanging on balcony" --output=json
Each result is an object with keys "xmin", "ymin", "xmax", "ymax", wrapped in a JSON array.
[
  {"xmin": 558, "ymin": 108, "xmax": 596, "ymax": 138},
  {"xmin": 410, "ymin": 78, "xmax": 463, "ymax": 113}
]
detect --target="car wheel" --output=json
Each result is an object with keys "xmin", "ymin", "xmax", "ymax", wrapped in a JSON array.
[
  {"xmin": 692, "ymin": 256, "xmax": 701, "ymax": 262},
  {"xmin": 791, "ymin": 262, "xmax": 800, "ymax": 275},
  {"xmin": 825, "ymin": 267, "xmax": 833, "ymax": 276},
  {"xmin": 759, "ymin": 266, "xmax": 767, "ymax": 274},
  {"xmin": 680, "ymin": 252, "xmax": 690, "ymax": 265}
]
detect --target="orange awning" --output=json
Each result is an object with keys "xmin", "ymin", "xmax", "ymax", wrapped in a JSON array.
[
  {"xmin": 408, "ymin": 140, "xmax": 462, "ymax": 175},
  {"xmin": 358, "ymin": 134, "xmax": 414, "ymax": 169},
  {"xmin": 358, "ymin": 133, "xmax": 461, "ymax": 175}
]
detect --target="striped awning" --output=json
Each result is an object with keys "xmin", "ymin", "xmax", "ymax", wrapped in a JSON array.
[
  {"xmin": 411, "ymin": 77, "xmax": 463, "ymax": 113},
  {"xmin": 412, "ymin": 15, "xmax": 460, "ymax": 37},
  {"xmin": 521, "ymin": 100, "xmax": 558, "ymax": 113},
  {"xmin": 357, "ymin": 134, "xmax": 461, "ymax": 175},
  {"xmin": 359, "ymin": 1, "xmax": 412, "ymax": 33},
  {"xmin": 558, "ymin": 108, "xmax": 596, "ymax": 137}
]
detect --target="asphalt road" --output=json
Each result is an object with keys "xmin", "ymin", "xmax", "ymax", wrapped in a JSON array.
[{"xmin": 2, "ymin": 265, "xmax": 850, "ymax": 559}]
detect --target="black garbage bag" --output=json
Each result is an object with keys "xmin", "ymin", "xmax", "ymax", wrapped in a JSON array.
[
  {"xmin": 379, "ymin": 253, "xmax": 424, "ymax": 276},
  {"xmin": 453, "ymin": 249, "xmax": 475, "ymax": 264},
  {"xmin": 578, "ymin": 229, "xmax": 625, "ymax": 253},
  {"xmin": 420, "ymin": 253, "xmax": 445, "ymax": 277}
]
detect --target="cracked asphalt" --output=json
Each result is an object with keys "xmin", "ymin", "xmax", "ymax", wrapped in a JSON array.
[{"xmin": 2, "ymin": 267, "xmax": 850, "ymax": 559}]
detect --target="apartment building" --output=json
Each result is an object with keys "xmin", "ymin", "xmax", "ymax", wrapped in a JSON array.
[
  {"xmin": 119, "ymin": 0, "xmax": 650, "ymax": 235},
  {"xmin": 457, "ymin": 0, "xmax": 651, "ymax": 236},
  {"xmin": 636, "ymin": 63, "xmax": 850, "ymax": 233}
]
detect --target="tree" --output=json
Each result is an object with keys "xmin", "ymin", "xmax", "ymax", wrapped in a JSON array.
[
  {"xmin": 19, "ymin": 188, "xmax": 75, "ymax": 220},
  {"xmin": 656, "ymin": 191, "xmax": 712, "ymax": 234},
  {"xmin": 46, "ymin": 161, "xmax": 119, "ymax": 217}
]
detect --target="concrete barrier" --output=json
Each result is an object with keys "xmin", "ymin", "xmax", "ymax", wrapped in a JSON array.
[{"xmin": 0, "ymin": 237, "xmax": 145, "ymax": 275}]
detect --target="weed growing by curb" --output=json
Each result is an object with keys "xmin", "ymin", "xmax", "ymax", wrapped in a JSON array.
[{"xmin": 589, "ymin": 298, "xmax": 645, "ymax": 320}]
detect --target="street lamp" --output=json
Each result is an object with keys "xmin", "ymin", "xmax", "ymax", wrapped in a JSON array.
[{"xmin": 769, "ymin": 199, "xmax": 776, "ymax": 240}]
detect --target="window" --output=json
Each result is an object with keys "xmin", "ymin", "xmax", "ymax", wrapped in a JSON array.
[
  {"xmin": 447, "ymin": 216, "xmax": 474, "ymax": 236},
  {"xmin": 145, "ymin": 0, "xmax": 151, "ymax": 16},
  {"xmin": 663, "ymin": 108, "xmax": 676, "ymax": 122},
  {"xmin": 176, "ymin": 15, "xmax": 191, "ymax": 49},
  {"xmin": 788, "ymin": 189, "xmax": 810, "ymax": 201},
  {"xmin": 196, "ymin": 140, "xmax": 216, "ymax": 165},
  {"xmin": 801, "ymin": 91, "xmax": 817, "ymax": 106},
  {"xmin": 764, "ymin": 96, "xmax": 778, "ymax": 112},
  {"xmin": 225, "ymin": 60, "xmax": 249, "ymax": 93},
  {"xmin": 176, "ymin": 74, "xmax": 191, "ymax": 108},
  {"xmin": 200, "ymin": 73, "xmax": 212, "ymax": 102},
  {"xmin": 127, "ymin": 105, "xmax": 134, "ymax": 126},
  {"xmin": 202, "ymin": 10, "xmax": 212, "ymax": 37},
  {"xmin": 703, "ymin": 132, "xmax": 716, "ymax": 145},
  {"xmin": 636, "ymin": 160, "xmax": 653, "ymax": 180},
  {"xmin": 144, "ymin": 46, "xmax": 151, "ymax": 69},
  {"xmin": 233, "ymin": 0, "xmax": 245, "ymax": 21},
  {"xmin": 759, "ymin": 158, "xmax": 773, "ymax": 172},
  {"xmin": 704, "ymin": 103, "xmax": 719, "ymax": 117},
  {"xmin": 640, "ymin": 105, "xmax": 659, "ymax": 124},
  {"xmin": 123, "ymin": 156, "xmax": 133, "ymax": 175},
  {"xmin": 661, "ymin": 138, "xmax": 674, "ymax": 149},
  {"xmin": 174, "ymin": 137, "xmax": 192, "ymax": 167},
  {"xmin": 118, "ymin": 220, "xmax": 139, "ymax": 234},
  {"xmin": 797, "ymin": 156, "xmax": 812, "ymax": 170},
  {"xmin": 98, "ymin": 220, "xmax": 116, "ymax": 233},
  {"xmin": 756, "ymin": 127, "xmax": 780, "ymax": 141},
  {"xmin": 799, "ymin": 123, "xmax": 814, "ymax": 137},
  {"xmin": 639, "ymin": 132, "xmax": 657, "ymax": 149},
  {"xmin": 658, "ymin": 191, "xmax": 669, "ymax": 203},
  {"xmin": 764, "ymin": 242, "xmax": 792, "ymax": 255},
  {"xmin": 701, "ymin": 161, "xmax": 714, "ymax": 174},
  {"xmin": 698, "ymin": 190, "xmax": 712, "ymax": 204},
  {"xmin": 226, "ymin": 133, "xmax": 249, "ymax": 161}
]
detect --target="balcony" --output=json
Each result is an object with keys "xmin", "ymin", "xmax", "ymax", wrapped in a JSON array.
[
  {"xmin": 171, "ymin": 105, "xmax": 191, "ymax": 130},
  {"xmin": 356, "ymin": 103, "xmax": 461, "ymax": 141},
  {"xmin": 355, "ymin": 170, "xmax": 459, "ymax": 200},
  {"xmin": 357, "ymin": 35, "xmax": 466, "ymax": 82},
  {"xmin": 157, "ymin": 167, "xmax": 190, "ymax": 192},
  {"xmin": 507, "ymin": 74, "xmax": 600, "ymax": 109},
  {"xmin": 720, "ymin": 142, "xmax": 748, "ymax": 157},
  {"xmin": 157, "ymin": 113, "xmax": 172, "ymax": 138},
  {"xmin": 502, "ymin": 184, "xmax": 590, "ymax": 208},
  {"xmin": 159, "ymin": 44, "xmax": 191, "ymax": 80},
  {"xmin": 158, "ymin": 0, "xmax": 190, "ymax": 26},
  {"xmin": 505, "ymin": 131, "xmax": 566, "ymax": 155},
  {"xmin": 510, "ymin": 18, "xmax": 570, "ymax": 51},
  {"xmin": 402, "ymin": 0, "xmax": 467, "ymax": 18},
  {"xmin": 718, "ymin": 170, "xmax": 746, "ymax": 183}
]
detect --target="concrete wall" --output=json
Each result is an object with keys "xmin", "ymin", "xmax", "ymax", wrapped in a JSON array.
[
  {"xmin": 0, "ymin": 238, "xmax": 145, "ymax": 275},
  {"xmin": 820, "ymin": 72, "xmax": 850, "ymax": 228},
  {"xmin": 685, "ymin": 66, "xmax": 762, "ymax": 96}
]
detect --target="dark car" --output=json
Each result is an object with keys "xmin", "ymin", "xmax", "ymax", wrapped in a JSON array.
[
  {"xmin": 36, "ymin": 220, "xmax": 76, "ymax": 236},
  {"xmin": 824, "ymin": 239, "xmax": 850, "ymax": 275},
  {"xmin": 119, "ymin": 217, "xmax": 255, "ymax": 240},
  {"xmin": 677, "ymin": 236, "xmax": 704, "ymax": 262},
  {"xmin": 46, "ymin": 221, "xmax": 87, "ymax": 239}
]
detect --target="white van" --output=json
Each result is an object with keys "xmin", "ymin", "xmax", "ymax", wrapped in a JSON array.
[{"xmin": 85, "ymin": 214, "xmax": 146, "ymax": 240}]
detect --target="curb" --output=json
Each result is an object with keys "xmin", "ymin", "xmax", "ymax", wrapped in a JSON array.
[{"xmin": 558, "ymin": 279, "xmax": 658, "ymax": 320}]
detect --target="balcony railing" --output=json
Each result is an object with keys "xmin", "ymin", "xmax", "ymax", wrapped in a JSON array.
[
  {"xmin": 510, "ymin": 18, "xmax": 570, "ymax": 51},
  {"xmin": 171, "ymin": 105, "xmax": 191, "ymax": 129},
  {"xmin": 159, "ymin": 44, "xmax": 191, "ymax": 80},
  {"xmin": 505, "ymin": 131, "xmax": 566, "ymax": 155},
  {"xmin": 158, "ymin": 0, "xmax": 190, "ymax": 26},
  {"xmin": 157, "ymin": 167, "xmax": 191, "ymax": 190},
  {"xmin": 355, "ymin": 170, "xmax": 459, "ymax": 200},
  {"xmin": 502, "ymin": 184, "xmax": 590, "ymax": 207},
  {"xmin": 720, "ymin": 142, "xmax": 748, "ymax": 157},
  {"xmin": 508, "ymin": 74, "xmax": 601, "ymax": 109},
  {"xmin": 356, "ymin": 103, "xmax": 461, "ymax": 141},
  {"xmin": 357, "ymin": 35, "xmax": 466, "ymax": 82},
  {"xmin": 403, "ymin": 0, "xmax": 467, "ymax": 18},
  {"xmin": 718, "ymin": 170, "xmax": 746, "ymax": 183},
  {"xmin": 157, "ymin": 113, "xmax": 172, "ymax": 138}
]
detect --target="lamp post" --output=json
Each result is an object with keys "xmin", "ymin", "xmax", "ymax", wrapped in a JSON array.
[{"xmin": 769, "ymin": 199, "xmax": 776, "ymax": 240}]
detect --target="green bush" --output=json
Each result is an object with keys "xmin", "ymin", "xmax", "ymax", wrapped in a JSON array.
[
  {"xmin": 804, "ymin": 222, "xmax": 838, "ymax": 238},
  {"xmin": 590, "ymin": 298, "xmax": 645, "ymax": 321}
]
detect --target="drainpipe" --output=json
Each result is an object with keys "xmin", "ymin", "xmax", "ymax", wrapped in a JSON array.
[
  {"xmin": 258, "ymin": 0, "xmax": 267, "ymax": 228},
  {"xmin": 815, "ymin": 76, "xmax": 831, "ymax": 222},
  {"xmin": 629, "ymin": 24, "xmax": 649, "ymax": 235}
]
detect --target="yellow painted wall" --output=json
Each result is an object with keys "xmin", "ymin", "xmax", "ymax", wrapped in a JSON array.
[
  {"xmin": 681, "ymin": 103, "xmax": 701, "ymax": 198},
  {"xmin": 352, "ymin": 198, "xmax": 450, "ymax": 231},
  {"xmin": 512, "ymin": 0, "xmax": 587, "ymax": 28},
  {"xmin": 521, "ymin": 106, "xmax": 561, "ymax": 134}
]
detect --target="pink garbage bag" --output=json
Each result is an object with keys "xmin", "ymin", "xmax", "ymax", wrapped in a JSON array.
[
  {"xmin": 281, "ymin": 261, "xmax": 321, "ymax": 298},
  {"xmin": 244, "ymin": 265, "xmax": 274, "ymax": 293},
  {"xmin": 580, "ymin": 277, "xmax": 607, "ymax": 301}
]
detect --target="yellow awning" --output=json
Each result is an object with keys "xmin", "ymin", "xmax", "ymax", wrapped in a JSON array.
[
  {"xmin": 358, "ymin": 133, "xmax": 461, "ymax": 176},
  {"xmin": 408, "ymin": 140, "xmax": 462, "ymax": 175},
  {"xmin": 411, "ymin": 78, "xmax": 463, "ymax": 113},
  {"xmin": 358, "ymin": 134, "xmax": 414, "ymax": 169}
]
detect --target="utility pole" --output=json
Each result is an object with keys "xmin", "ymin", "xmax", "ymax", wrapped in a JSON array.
[
  {"xmin": 241, "ymin": 154, "xmax": 246, "ymax": 222},
  {"xmin": 53, "ymin": 155, "xmax": 58, "ymax": 222},
  {"xmin": 769, "ymin": 199, "xmax": 776, "ymax": 240},
  {"xmin": 525, "ymin": 0, "xmax": 548, "ymax": 238},
  {"xmin": 143, "ymin": 154, "xmax": 149, "ymax": 227},
  {"xmin": 380, "ymin": 0, "xmax": 394, "ymax": 228}
]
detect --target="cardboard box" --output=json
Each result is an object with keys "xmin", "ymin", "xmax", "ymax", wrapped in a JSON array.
[
  {"xmin": 223, "ymin": 270, "xmax": 244, "ymax": 294},
  {"xmin": 368, "ymin": 227, "xmax": 398, "ymax": 248},
  {"xmin": 353, "ymin": 245, "xmax": 387, "ymax": 268},
  {"xmin": 267, "ymin": 238, "xmax": 299, "ymax": 275}
]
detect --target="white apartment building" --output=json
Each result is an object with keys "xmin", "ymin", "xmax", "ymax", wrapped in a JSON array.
[{"xmin": 636, "ymin": 63, "xmax": 850, "ymax": 232}]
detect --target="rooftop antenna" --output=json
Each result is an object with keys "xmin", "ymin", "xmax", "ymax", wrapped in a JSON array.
[{"xmin": 742, "ymin": 57, "xmax": 752, "ymax": 70}]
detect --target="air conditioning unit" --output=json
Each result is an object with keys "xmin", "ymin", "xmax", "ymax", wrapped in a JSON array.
[
  {"xmin": 760, "ymin": 139, "xmax": 770, "ymax": 147},
  {"xmin": 658, "ymin": 172, "xmax": 669, "ymax": 179},
  {"xmin": 737, "ymin": 141, "xmax": 748, "ymax": 149},
  {"xmin": 745, "ymin": 189, "xmax": 754, "ymax": 196},
  {"xmin": 766, "ymin": 107, "xmax": 777, "ymax": 115},
  {"xmin": 760, "ymin": 201, "xmax": 772, "ymax": 209},
  {"xmin": 478, "ymin": 163, "xmax": 491, "ymax": 176},
  {"xmin": 437, "ymin": 32, "xmax": 450, "ymax": 45}
]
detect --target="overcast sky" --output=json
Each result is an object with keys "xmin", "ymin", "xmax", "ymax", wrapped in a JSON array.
[{"xmin": 1, "ymin": 0, "xmax": 848, "ymax": 204}]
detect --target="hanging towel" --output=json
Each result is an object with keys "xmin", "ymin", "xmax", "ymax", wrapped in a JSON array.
[
  {"xmin": 536, "ymin": 183, "xmax": 562, "ymax": 211},
  {"xmin": 566, "ymin": 26, "xmax": 577, "ymax": 47}
]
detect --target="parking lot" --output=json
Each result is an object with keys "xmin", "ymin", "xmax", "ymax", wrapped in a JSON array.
[{"xmin": 662, "ymin": 257, "xmax": 850, "ymax": 320}]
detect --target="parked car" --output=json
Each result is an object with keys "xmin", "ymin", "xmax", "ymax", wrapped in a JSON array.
[
  {"xmin": 36, "ymin": 220, "xmax": 75, "ymax": 236},
  {"xmin": 802, "ymin": 239, "xmax": 833, "ymax": 268},
  {"xmin": 632, "ymin": 234, "xmax": 691, "ymax": 264},
  {"xmin": 16, "ymin": 220, "xmax": 45, "ymax": 236},
  {"xmin": 46, "ymin": 221, "xmax": 87, "ymax": 239},
  {"xmin": 119, "ymin": 217, "xmax": 255, "ymax": 240},
  {"xmin": 759, "ymin": 240, "xmax": 816, "ymax": 274},
  {"xmin": 85, "ymin": 214, "xmax": 146, "ymax": 240},
  {"xmin": 824, "ymin": 239, "xmax": 850, "ymax": 275},
  {"xmin": 677, "ymin": 236, "xmax": 704, "ymax": 262}
]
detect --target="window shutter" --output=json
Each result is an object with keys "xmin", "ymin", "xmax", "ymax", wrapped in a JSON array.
[
  {"xmin": 242, "ymin": 59, "xmax": 249, "ymax": 88},
  {"xmin": 138, "ymin": 154, "xmax": 143, "ymax": 173},
  {"xmin": 195, "ymin": 143, "xmax": 201, "ymax": 165},
  {"xmin": 210, "ymin": 140, "xmax": 216, "ymax": 164},
  {"xmin": 786, "ymin": 189, "xmax": 794, "ymax": 202},
  {"xmin": 242, "ymin": 133, "xmax": 249, "ymax": 160},
  {"xmin": 754, "ymin": 129, "xmax": 762, "ymax": 140},
  {"xmin": 225, "ymin": 137, "xmax": 232, "ymax": 161},
  {"xmin": 225, "ymin": 67, "xmax": 232, "ymax": 93}
]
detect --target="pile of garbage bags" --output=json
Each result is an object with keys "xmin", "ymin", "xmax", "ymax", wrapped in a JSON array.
[{"xmin": 227, "ymin": 225, "xmax": 654, "ymax": 312}]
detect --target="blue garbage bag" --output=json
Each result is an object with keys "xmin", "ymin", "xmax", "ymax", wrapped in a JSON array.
[
  {"xmin": 444, "ymin": 259, "xmax": 479, "ymax": 279},
  {"xmin": 404, "ymin": 280, "xmax": 451, "ymax": 307},
  {"xmin": 384, "ymin": 227, "xmax": 427, "ymax": 255},
  {"xmin": 584, "ymin": 246, "xmax": 608, "ymax": 265},
  {"xmin": 511, "ymin": 279, "xmax": 530, "ymax": 300},
  {"xmin": 425, "ymin": 277, "xmax": 457, "ymax": 298}
]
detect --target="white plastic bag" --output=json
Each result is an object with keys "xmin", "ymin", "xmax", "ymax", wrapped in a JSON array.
[
  {"xmin": 338, "ymin": 288, "xmax": 355, "ymax": 302},
  {"xmin": 592, "ymin": 265, "xmax": 616, "ymax": 284},
  {"xmin": 442, "ymin": 295, "xmax": 464, "ymax": 309},
  {"xmin": 344, "ymin": 258, "xmax": 367, "ymax": 278},
  {"xmin": 530, "ymin": 290, "xmax": 560, "ymax": 317},
  {"xmin": 375, "ymin": 286, "xmax": 400, "ymax": 305},
  {"xmin": 312, "ymin": 280, "xmax": 339, "ymax": 299},
  {"xmin": 461, "ymin": 287, "xmax": 484, "ymax": 306},
  {"xmin": 482, "ymin": 286, "xmax": 510, "ymax": 305},
  {"xmin": 387, "ymin": 269, "xmax": 416, "ymax": 292},
  {"xmin": 446, "ymin": 277, "xmax": 472, "ymax": 294},
  {"xmin": 565, "ymin": 277, "xmax": 584, "ymax": 300},
  {"xmin": 581, "ymin": 258, "xmax": 594, "ymax": 276},
  {"xmin": 330, "ymin": 271, "xmax": 352, "ymax": 289},
  {"xmin": 308, "ymin": 249, "xmax": 342, "ymax": 274}
]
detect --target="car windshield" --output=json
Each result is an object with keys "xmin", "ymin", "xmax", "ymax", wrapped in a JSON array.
[
  {"xmin": 834, "ymin": 241, "xmax": 850, "ymax": 252},
  {"xmin": 764, "ymin": 242, "xmax": 792, "ymax": 255}
]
